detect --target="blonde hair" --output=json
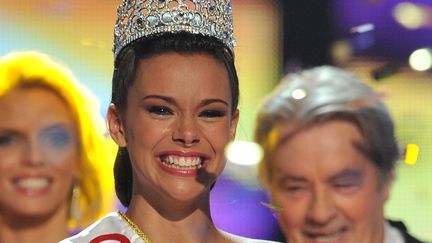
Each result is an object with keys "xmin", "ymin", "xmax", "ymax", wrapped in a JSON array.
[{"xmin": 0, "ymin": 51, "xmax": 114, "ymax": 229}]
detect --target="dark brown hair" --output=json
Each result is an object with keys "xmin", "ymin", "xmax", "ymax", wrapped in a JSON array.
[{"xmin": 111, "ymin": 32, "xmax": 239, "ymax": 206}]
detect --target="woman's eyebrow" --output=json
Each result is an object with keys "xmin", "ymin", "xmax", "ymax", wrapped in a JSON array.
[
  {"xmin": 140, "ymin": 95, "xmax": 177, "ymax": 105},
  {"xmin": 199, "ymin": 98, "xmax": 229, "ymax": 107}
]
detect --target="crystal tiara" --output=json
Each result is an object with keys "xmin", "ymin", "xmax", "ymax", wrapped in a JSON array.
[{"xmin": 113, "ymin": 0, "xmax": 236, "ymax": 59}]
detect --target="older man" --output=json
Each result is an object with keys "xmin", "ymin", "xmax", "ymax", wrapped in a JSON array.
[{"xmin": 254, "ymin": 66, "xmax": 424, "ymax": 243}]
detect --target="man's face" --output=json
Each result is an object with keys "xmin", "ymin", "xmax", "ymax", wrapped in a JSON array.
[{"xmin": 269, "ymin": 120, "xmax": 391, "ymax": 243}]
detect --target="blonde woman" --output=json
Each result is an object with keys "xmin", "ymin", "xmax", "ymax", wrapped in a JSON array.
[{"xmin": 0, "ymin": 51, "xmax": 114, "ymax": 243}]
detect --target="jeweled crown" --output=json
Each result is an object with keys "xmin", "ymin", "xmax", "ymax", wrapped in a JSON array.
[{"xmin": 113, "ymin": 0, "xmax": 236, "ymax": 59}]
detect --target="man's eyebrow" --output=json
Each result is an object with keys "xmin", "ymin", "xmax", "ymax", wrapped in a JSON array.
[
  {"xmin": 329, "ymin": 168, "xmax": 364, "ymax": 182},
  {"xmin": 277, "ymin": 174, "xmax": 308, "ymax": 183}
]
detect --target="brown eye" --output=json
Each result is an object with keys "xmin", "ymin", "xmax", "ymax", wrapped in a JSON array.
[
  {"xmin": 147, "ymin": 106, "xmax": 173, "ymax": 116},
  {"xmin": 199, "ymin": 110, "xmax": 225, "ymax": 118}
]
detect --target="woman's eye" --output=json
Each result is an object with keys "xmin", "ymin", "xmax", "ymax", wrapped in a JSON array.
[
  {"xmin": 147, "ymin": 106, "xmax": 173, "ymax": 116},
  {"xmin": 45, "ymin": 132, "xmax": 71, "ymax": 147},
  {"xmin": 40, "ymin": 127, "xmax": 72, "ymax": 149},
  {"xmin": 199, "ymin": 110, "xmax": 226, "ymax": 118},
  {"xmin": 0, "ymin": 134, "xmax": 14, "ymax": 146}
]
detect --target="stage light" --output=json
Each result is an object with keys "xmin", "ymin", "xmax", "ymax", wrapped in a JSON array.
[
  {"xmin": 409, "ymin": 48, "xmax": 432, "ymax": 71},
  {"xmin": 350, "ymin": 23, "xmax": 375, "ymax": 34},
  {"xmin": 404, "ymin": 143, "xmax": 419, "ymax": 165},
  {"xmin": 225, "ymin": 141, "xmax": 263, "ymax": 166},
  {"xmin": 393, "ymin": 2, "xmax": 425, "ymax": 29}
]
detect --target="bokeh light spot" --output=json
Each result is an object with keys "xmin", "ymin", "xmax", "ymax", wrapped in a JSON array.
[
  {"xmin": 292, "ymin": 88, "xmax": 307, "ymax": 100},
  {"xmin": 409, "ymin": 48, "xmax": 432, "ymax": 71},
  {"xmin": 225, "ymin": 141, "xmax": 263, "ymax": 166},
  {"xmin": 393, "ymin": 2, "xmax": 425, "ymax": 29}
]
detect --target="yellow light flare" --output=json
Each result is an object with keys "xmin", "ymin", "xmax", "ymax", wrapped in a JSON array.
[{"xmin": 404, "ymin": 143, "xmax": 419, "ymax": 165}]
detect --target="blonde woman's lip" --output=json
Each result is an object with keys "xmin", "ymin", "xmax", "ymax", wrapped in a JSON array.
[{"xmin": 12, "ymin": 176, "xmax": 52, "ymax": 196}]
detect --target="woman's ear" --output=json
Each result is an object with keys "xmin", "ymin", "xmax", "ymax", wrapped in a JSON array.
[
  {"xmin": 229, "ymin": 109, "xmax": 240, "ymax": 141},
  {"xmin": 107, "ymin": 103, "xmax": 127, "ymax": 147}
]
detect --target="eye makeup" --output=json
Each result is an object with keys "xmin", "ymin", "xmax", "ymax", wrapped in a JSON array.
[{"xmin": 39, "ymin": 125, "xmax": 73, "ymax": 151}]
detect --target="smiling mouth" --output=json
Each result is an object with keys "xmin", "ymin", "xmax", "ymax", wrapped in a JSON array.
[
  {"xmin": 161, "ymin": 155, "xmax": 204, "ymax": 170},
  {"xmin": 304, "ymin": 228, "xmax": 346, "ymax": 242},
  {"xmin": 14, "ymin": 178, "xmax": 50, "ymax": 190},
  {"xmin": 12, "ymin": 177, "xmax": 52, "ymax": 196}
]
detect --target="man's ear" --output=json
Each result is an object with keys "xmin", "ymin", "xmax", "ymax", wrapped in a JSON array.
[
  {"xmin": 382, "ymin": 171, "xmax": 394, "ymax": 202},
  {"xmin": 107, "ymin": 103, "xmax": 127, "ymax": 147}
]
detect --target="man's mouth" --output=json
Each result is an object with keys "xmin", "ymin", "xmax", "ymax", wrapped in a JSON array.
[{"xmin": 303, "ymin": 228, "xmax": 346, "ymax": 242}]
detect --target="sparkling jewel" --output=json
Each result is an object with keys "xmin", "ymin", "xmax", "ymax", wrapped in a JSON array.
[{"xmin": 113, "ymin": 0, "xmax": 236, "ymax": 58}]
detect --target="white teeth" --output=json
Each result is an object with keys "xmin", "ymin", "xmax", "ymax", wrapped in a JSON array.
[
  {"xmin": 16, "ymin": 178, "xmax": 49, "ymax": 190},
  {"xmin": 163, "ymin": 155, "xmax": 203, "ymax": 169},
  {"xmin": 311, "ymin": 230, "xmax": 343, "ymax": 242}
]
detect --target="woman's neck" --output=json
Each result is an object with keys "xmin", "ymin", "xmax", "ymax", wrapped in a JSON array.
[
  {"xmin": 0, "ymin": 207, "xmax": 69, "ymax": 243},
  {"xmin": 126, "ymin": 193, "xmax": 234, "ymax": 243}
]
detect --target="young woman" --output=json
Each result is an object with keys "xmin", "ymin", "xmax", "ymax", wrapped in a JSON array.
[
  {"xmin": 0, "ymin": 51, "xmax": 113, "ymax": 243},
  {"xmin": 62, "ymin": 0, "xmax": 279, "ymax": 242}
]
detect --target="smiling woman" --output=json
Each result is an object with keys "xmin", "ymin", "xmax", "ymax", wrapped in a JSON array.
[
  {"xmin": 0, "ymin": 51, "xmax": 113, "ymax": 243},
  {"xmin": 60, "ymin": 0, "xmax": 279, "ymax": 242},
  {"xmin": 113, "ymin": 50, "xmax": 237, "ymax": 206}
]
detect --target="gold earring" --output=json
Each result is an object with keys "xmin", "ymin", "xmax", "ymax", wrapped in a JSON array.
[{"xmin": 69, "ymin": 184, "xmax": 81, "ymax": 228}]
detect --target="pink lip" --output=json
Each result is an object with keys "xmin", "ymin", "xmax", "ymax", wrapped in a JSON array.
[
  {"xmin": 11, "ymin": 175, "xmax": 52, "ymax": 197},
  {"xmin": 156, "ymin": 151, "xmax": 209, "ymax": 177}
]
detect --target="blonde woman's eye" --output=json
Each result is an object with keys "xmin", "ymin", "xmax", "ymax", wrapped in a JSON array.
[
  {"xmin": 40, "ymin": 126, "xmax": 72, "ymax": 149},
  {"xmin": 0, "ymin": 134, "xmax": 15, "ymax": 146}
]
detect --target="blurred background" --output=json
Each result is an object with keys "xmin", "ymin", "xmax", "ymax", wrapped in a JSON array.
[{"xmin": 1, "ymin": 0, "xmax": 431, "ymax": 241}]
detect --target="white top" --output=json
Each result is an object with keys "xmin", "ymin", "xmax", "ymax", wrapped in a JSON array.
[
  {"xmin": 60, "ymin": 212, "xmax": 280, "ymax": 243},
  {"xmin": 383, "ymin": 221, "xmax": 405, "ymax": 243}
]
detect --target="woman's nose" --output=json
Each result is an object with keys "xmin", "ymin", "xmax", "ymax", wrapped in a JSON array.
[
  {"xmin": 23, "ymin": 141, "xmax": 45, "ymax": 167},
  {"xmin": 172, "ymin": 116, "xmax": 200, "ymax": 147}
]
